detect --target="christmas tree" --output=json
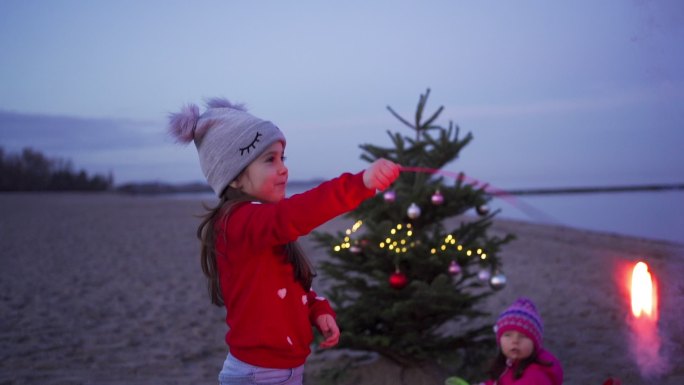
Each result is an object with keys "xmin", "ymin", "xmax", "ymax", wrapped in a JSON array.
[{"xmin": 312, "ymin": 89, "xmax": 515, "ymax": 373}]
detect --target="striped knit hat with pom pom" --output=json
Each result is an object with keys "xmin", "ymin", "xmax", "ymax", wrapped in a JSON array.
[
  {"xmin": 167, "ymin": 98, "xmax": 286, "ymax": 196},
  {"xmin": 494, "ymin": 297, "xmax": 544, "ymax": 351}
]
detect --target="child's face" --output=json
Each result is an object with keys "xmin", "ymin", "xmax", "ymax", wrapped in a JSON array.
[
  {"xmin": 499, "ymin": 330, "xmax": 534, "ymax": 361},
  {"xmin": 231, "ymin": 141, "xmax": 288, "ymax": 203}
]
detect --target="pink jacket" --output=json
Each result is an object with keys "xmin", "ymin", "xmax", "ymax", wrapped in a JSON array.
[{"xmin": 484, "ymin": 349, "xmax": 563, "ymax": 385}]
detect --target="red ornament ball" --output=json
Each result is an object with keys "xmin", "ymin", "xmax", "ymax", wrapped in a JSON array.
[{"xmin": 389, "ymin": 271, "xmax": 408, "ymax": 289}]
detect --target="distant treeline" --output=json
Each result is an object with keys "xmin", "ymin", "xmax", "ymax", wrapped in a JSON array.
[
  {"xmin": 116, "ymin": 181, "xmax": 212, "ymax": 195},
  {"xmin": 0, "ymin": 147, "xmax": 113, "ymax": 191}
]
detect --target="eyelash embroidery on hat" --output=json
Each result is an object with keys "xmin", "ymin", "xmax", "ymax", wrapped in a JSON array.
[{"xmin": 239, "ymin": 132, "xmax": 262, "ymax": 156}]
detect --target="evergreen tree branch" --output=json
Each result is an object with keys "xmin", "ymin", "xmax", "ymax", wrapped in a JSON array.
[{"xmin": 386, "ymin": 105, "xmax": 416, "ymax": 131}]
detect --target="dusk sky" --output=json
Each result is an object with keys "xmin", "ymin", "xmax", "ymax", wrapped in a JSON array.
[{"xmin": 1, "ymin": 1, "xmax": 682, "ymax": 189}]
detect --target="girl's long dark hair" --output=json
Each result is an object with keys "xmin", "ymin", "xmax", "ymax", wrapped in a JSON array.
[
  {"xmin": 197, "ymin": 186, "xmax": 315, "ymax": 306},
  {"xmin": 487, "ymin": 349, "xmax": 553, "ymax": 381}
]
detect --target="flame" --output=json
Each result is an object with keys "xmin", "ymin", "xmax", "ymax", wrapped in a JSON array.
[
  {"xmin": 626, "ymin": 260, "xmax": 668, "ymax": 378},
  {"xmin": 630, "ymin": 261, "xmax": 654, "ymax": 318}
]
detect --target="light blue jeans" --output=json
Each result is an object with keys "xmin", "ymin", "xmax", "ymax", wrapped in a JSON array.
[{"xmin": 218, "ymin": 352, "xmax": 304, "ymax": 385}]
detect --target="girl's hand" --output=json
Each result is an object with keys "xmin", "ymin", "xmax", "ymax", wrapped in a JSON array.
[
  {"xmin": 363, "ymin": 158, "xmax": 400, "ymax": 191},
  {"xmin": 315, "ymin": 314, "xmax": 340, "ymax": 349}
]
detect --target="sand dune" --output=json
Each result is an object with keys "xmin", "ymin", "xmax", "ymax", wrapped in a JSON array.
[{"xmin": 1, "ymin": 193, "xmax": 682, "ymax": 384}]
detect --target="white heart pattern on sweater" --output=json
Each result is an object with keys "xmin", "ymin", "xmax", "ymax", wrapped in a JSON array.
[{"xmin": 277, "ymin": 288, "xmax": 287, "ymax": 299}]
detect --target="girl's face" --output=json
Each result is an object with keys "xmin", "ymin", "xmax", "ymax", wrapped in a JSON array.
[
  {"xmin": 230, "ymin": 141, "xmax": 288, "ymax": 203},
  {"xmin": 500, "ymin": 330, "xmax": 534, "ymax": 361}
]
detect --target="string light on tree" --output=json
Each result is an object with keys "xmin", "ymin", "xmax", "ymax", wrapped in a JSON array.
[
  {"xmin": 379, "ymin": 222, "xmax": 414, "ymax": 254},
  {"xmin": 333, "ymin": 219, "xmax": 497, "ymax": 289},
  {"xmin": 429, "ymin": 235, "xmax": 488, "ymax": 260},
  {"xmin": 333, "ymin": 220, "xmax": 363, "ymax": 252}
]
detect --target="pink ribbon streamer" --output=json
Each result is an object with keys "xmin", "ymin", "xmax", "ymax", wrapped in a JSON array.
[{"xmin": 398, "ymin": 166, "xmax": 556, "ymax": 223}]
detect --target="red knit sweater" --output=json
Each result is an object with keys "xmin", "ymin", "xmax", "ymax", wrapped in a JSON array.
[{"xmin": 214, "ymin": 172, "xmax": 375, "ymax": 368}]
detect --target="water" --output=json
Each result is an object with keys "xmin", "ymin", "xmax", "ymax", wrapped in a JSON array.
[
  {"xmin": 175, "ymin": 184, "xmax": 684, "ymax": 245},
  {"xmin": 489, "ymin": 190, "xmax": 684, "ymax": 245}
]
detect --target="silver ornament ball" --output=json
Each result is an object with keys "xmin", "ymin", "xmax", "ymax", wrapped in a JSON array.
[
  {"xmin": 476, "ymin": 204, "xmax": 490, "ymax": 216},
  {"xmin": 489, "ymin": 273, "xmax": 507, "ymax": 290}
]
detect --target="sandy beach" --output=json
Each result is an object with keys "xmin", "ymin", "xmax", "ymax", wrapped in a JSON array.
[{"xmin": 1, "ymin": 193, "xmax": 683, "ymax": 385}]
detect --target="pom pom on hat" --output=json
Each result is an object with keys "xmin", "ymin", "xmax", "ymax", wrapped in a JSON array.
[
  {"xmin": 205, "ymin": 97, "xmax": 246, "ymax": 111},
  {"xmin": 495, "ymin": 297, "xmax": 544, "ymax": 351},
  {"xmin": 168, "ymin": 103, "xmax": 200, "ymax": 144},
  {"xmin": 167, "ymin": 97, "xmax": 286, "ymax": 196},
  {"xmin": 167, "ymin": 98, "xmax": 247, "ymax": 144}
]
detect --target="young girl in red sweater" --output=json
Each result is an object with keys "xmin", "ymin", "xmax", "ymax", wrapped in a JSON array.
[
  {"xmin": 169, "ymin": 98, "xmax": 399, "ymax": 385},
  {"xmin": 479, "ymin": 297, "xmax": 563, "ymax": 385}
]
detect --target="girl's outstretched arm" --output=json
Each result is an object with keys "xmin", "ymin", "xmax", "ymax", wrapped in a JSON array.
[{"xmin": 224, "ymin": 158, "xmax": 400, "ymax": 247}]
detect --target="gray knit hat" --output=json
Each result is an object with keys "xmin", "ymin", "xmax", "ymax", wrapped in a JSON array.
[{"xmin": 168, "ymin": 98, "xmax": 286, "ymax": 196}]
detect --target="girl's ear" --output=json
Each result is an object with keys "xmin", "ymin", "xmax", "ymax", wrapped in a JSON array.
[{"xmin": 229, "ymin": 177, "xmax": 241, "ymax": 189}]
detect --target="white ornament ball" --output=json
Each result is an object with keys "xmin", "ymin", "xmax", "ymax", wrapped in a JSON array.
[
  {"xmin": 477, "ymin": 268, "xmax": 491, "ymax": 282},
  {"xmin": 407, "ymin": 203, "xmax": 421, "ymax": 219},
  {"xmin": 476, "ymin": 204, "xmax": 490, "ymax": 216}
]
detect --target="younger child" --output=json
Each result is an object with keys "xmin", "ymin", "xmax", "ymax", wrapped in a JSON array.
[
  {"xmin": 481, "ymin": 297, "xmax": 563, "ymax": 385},
  {"xmin": 168, "ymin": 98, "xmax": 399, "ymax": 385}
]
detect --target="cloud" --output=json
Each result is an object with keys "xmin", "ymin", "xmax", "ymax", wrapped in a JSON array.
[{"xmin": 0, "ymin": 110, "xmax": 166, "ymax": 153}]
